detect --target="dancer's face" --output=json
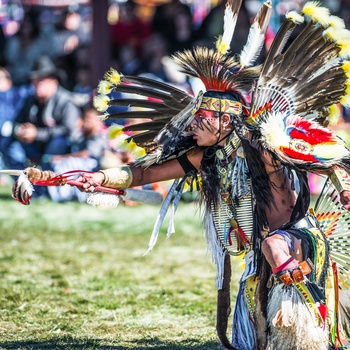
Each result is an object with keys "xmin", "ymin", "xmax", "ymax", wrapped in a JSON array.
[
  {"xmin": 189, "ymin": 109, "xmax": 233, "ymax": 147},
  {"xmin": 189, "ymin": 109, "xmax": 221, "ymax": 146}
]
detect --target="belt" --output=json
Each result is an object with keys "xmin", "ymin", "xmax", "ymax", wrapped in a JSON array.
[{"xmin": 291, "ymin": 215, "xmax": 318, "ymax": 230}]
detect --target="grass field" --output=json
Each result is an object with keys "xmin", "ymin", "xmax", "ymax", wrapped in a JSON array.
[{"xmin": 0, "ymin": 183, "xmax": 240, "ymax": 349}]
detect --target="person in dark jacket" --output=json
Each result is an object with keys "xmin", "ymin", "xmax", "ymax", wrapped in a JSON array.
[{"xmin": 8, "ymin": 55, "xmax": 81, "ymax": 170}]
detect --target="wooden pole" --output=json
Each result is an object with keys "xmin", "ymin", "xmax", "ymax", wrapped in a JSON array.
[{"xmin": 91, "ymin": 0, "xmax": 111, "ymax": 90}]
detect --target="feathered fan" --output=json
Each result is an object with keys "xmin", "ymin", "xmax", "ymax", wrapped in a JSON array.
[
  {"xmin": 314, "ymin": 178, "xmax": 350, "ymax": 290},
  {"xmin": 94, "ymin": 71, "xmax": 194, "ymax": 156}
]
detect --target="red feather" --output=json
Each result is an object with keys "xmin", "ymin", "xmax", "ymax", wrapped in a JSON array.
[
  {"xmin": 281, "ymin": 147, "xmax": 318, "ymax": 162},
  {"xmin": 288, "ymin": 118, "xmax": 338, "ymax": 145}
]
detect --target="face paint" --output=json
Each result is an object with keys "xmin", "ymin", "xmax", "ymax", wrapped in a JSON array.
[{"xmin": 189, "ymin": 109, "xmax": 222, "ymax": 146}]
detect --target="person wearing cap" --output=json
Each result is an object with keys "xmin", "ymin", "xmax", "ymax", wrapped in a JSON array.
[
  {"xmin": 12, "ymin": 1, "xmax": 350, "ymax": 349},
  {"xmin": 7, "ymin": 55, "xmax": 81, "ymax": 172}
]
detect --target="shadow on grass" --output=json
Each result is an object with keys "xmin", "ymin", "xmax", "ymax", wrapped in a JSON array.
[{"xmin": 0, "ymin": 337, "xmax": 222, "ymax": 350}]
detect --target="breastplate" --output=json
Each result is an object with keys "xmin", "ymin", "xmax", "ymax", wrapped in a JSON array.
[{"xmin": 211, "ymin": 180, "xmax": 254, "ymax": 256}]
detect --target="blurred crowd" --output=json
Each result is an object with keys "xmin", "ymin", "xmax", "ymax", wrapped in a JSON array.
[{"xmin": 0, "ymin": 0, "xmax": 349, "ymax": 202}]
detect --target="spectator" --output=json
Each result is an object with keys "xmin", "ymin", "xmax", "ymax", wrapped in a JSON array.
[
  {"xmin": 50, "ymin": 106, "xmax": 107, "ymax": 171},
  {"xmin": 139, "ymin": 33, "xmax": 170, "ymax": 82},
  {"xmin": 8, "ymin": 55, "xmax": 81, "ymax": 173},
  {"xmin": 0, "ymin": 67, "xmax": 32, "ymax": 170},
  {"xmin": 47, "ymin": 106, "xmax": 109, "ymax": 202},
  {"xmin": 151, "ymin": 0, "xmax": 195, "ymax": 55},
  {"xmin": 5, "ymin": 8, "xmax": 54, "ymax": 86},
  {"xmin": 109, "ymin": 0, "xmax": 152, "ymax": 73},
  {"xmin": 72, "ymin": 64, "xmax": 93, "ymax": 108},
  {"xmin": 53, "ymin": 7, "xmax": 91, "ymax": 90}
]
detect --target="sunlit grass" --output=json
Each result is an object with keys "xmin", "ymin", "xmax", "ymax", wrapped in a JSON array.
[{"xmin": 0, "ymin": 184, "xmax": 240, "ymax": 349}]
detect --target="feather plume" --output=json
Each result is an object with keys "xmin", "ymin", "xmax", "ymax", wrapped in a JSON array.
[
  {"xmin": 104, "ymin": 68, "xmax": 122, "ymax": 85},
  {"xmin": 327, "ymin": 104, "xmax": 341, "ymax": 125},
  {"xmin": 173, "ymin": 47, "xmax": 260, "ymax": 94},
  {"xmin": 286, "ymin": 10, "xmax": 304, "ymax": 25},
  {"xmin": 215, "ymin": 0, "xmax": 243, "ymax": 55},
  {"xmin": 93, "ymin": 95, "xmax": 110, "ymax": 112},
  {"xmin": 97, "ymin": 80, "xmax": 113, "ymax": 95},
  {"xmin": 328, "ymin": 15, "xmax": 345, "ymax": 29},
  {"xmin": 324, "ymin": 27, "xmax": 350, "ymax": 43},
  {"xmin": 240, "ymin": 0, "xmax": 272, "ymax": 68},
  {"xmin": 106, "ymin": 124, "xmax": 124, "ymax": 139},
  {"xmin": 302, "ymin": 2, "xmax": 331, "ymax": 26},
  {"xmin": 338, "ymin": 40, "xmax": 350, "ymax": 59},
  {"xmin": 342, "ymin": 61, "xmax": 350, "ymax": 77}
]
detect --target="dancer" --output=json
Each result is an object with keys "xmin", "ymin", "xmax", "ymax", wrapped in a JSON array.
[{"xmin": 12, "ymin": 1, "xmax": 350, "ymax": 349}]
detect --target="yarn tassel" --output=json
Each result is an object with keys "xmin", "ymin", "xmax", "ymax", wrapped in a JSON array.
[
  {"xmin": 166, "ymin": 179, "xmax": 186, "ymax": 238},
  {"xmin": 232, "ymin": 281, "xmax": 257, "ymax": 350}
]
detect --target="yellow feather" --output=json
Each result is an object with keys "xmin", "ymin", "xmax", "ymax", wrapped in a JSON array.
[
  {"xmin": 128, "ymin": 140, "xmax": 137, "ymax": 152},
  {"xmin": 342, "ymin": 61, "xmax": 350, "ymax": 78},
  {"xmin": 345, "ymin": 80, "xmax": 350, "ymax": 95},
  {"xmin": 215, "ymin": 36, "xmax": 228, "ymax": 55},
  {"xmin": 340, "ymin": 93, "xmax": 350, "ymax": 107},
  {"xmin": 134, "ymin": 148, "xmax": 146, "ymax": 158},
  {"xmin": 114, "ymin": 137, "xmax": 146, "ymax": 159},
  {"xmin": 286, "ymin": 11, "xmax": 304, "ymax": 24},
  {"xmin": 104, "ymin": 68, "xmax": 122, "ymax": 85},
  {"xmin": 98, "ymin": 113, "xmax": 109, "ymax": 121},
  {"xmin": 327, "ymin": 104, "xmax": 341, "ymax": 126},
  {"xmin": 338, "ymin": 40, "xmax": 350, "ymax": 59},
  {"xmin": 324, "ymin": 28, "xmax": 350, "ymax": 43},
  {"xmin": 128, "ymin": 140, "xmax": 146, "ymax": 158},
  {"xmin": 328, "ymin": 15, "xmax": 345, "ymax": 29},
  {"xmin": 97, "ymin": 80, "xmax": 113, "ymax": 95},
  {"xmin": 93, "ymin": 95, "xmax": 110, "ymax": 113},
  {"xmin": 106, "ymin": 124, "xmax": 124, "ymax": 139},
  {"xmin": 302, "ymin": 1, "xmax": 330, "ymax": 26}
]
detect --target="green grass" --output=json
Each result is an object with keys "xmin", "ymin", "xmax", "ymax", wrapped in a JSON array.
[{"xmin": 0, "ymin": 184, "xmax": 240, "ymax": 349}]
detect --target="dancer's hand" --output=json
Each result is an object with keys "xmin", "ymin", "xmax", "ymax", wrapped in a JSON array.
[
  {"xmin": 76, "ymin": 172, "xmax": 104, "ymax": 192},
  {"xmin": 340, "ymin": 190, "xmax": 350, "ymax": 210}
]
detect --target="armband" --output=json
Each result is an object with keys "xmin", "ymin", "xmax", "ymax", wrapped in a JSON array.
[
  {"xmin": 330, "ymin": 168, "xmax": 350, "ymax": 193},
  {"xmin": 99, "ymin": 166, "xmax": 133, "ymax": 189},
  {"xmin": 177, "ymin": 153, "xmax": 197, "ymax": 174}
]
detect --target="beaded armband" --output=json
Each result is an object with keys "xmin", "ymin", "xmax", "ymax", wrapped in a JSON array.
[
  {"xmin": 99, "ymin": 166, "xmax": 133, "ymax": 189},
  {"xmin": 330, "ymin": 168, "xmax": 350, "ymax": 193}
]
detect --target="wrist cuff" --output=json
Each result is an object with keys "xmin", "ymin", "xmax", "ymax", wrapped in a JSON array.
[{"xmin": 99, "ymin": 166, "xmax": 133, "ymax": 189}]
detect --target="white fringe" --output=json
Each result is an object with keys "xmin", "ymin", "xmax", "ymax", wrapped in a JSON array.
[
  {"xmin": 86, "ymin": 192, "xmax": 120, "ymax": 207},
  {"xmin": 204, "ymin": 212, "xmax": 226, "ymax": 290}
]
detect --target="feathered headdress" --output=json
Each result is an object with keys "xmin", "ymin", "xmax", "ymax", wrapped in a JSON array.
[
  {"xmin": 94, "ymin": 0, "xmax": 350, "ymax": 173},
  {"xmin": 93, "ymin": 0, "xmax": 273, "ymax": 167}
]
